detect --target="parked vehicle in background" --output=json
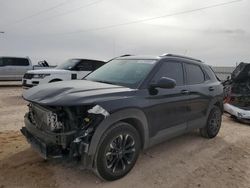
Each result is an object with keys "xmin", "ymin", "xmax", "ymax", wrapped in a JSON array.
[
  {"xmin": 21, "ymin": 54, "xmax": 223, "ymax": 181},
  {"xmin": 0, "ymin": 56, "xmax": 32, "ymax": 81},
  {"xmin": 22, "ymin": 58, "xmax": 106, "ymax": 88},
  {"xmin": 0, "ymin": 56, "xmax": 54, "ymax": 81},
  {"xmin": 223, "ymin": 62, "xmax": 250, "ymax": 123}
]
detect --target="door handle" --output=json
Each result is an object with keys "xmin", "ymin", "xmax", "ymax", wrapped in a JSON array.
[
  {"xmin": 181, "ymin": 90, "xmax": 190, "ymax": 95},
  {"xmin": 209, "ymin": 86, "xmax": 214, "ymax": 91}
]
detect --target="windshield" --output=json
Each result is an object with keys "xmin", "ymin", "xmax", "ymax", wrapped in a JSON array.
[
  {"xmin": 56, "ymin": 59, "xmax": 79, "ymax": 70},
  {"xmin": 85, "ymin": 59, "xmax": 157, "ymax": 88}
]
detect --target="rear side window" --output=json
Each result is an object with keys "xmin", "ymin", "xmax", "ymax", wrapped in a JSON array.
[
  {"xmin": 3, "ymin": 58, "xmax": 29, "ymax": 66},
  {"xmin": 16, "ymin": 58, "xmax": 29, "ymax": 66},
  {"xmin": 92, "ymin": 61, "xmax": 105, "ymax": 70},
  {"xmin": 153, "ymin": 61, "xmax": 184, "ymax": 86},
  {"xmin": 185, "ymin": 63, "xmax": 205, "ymax": 85},
  {"xmin": 76, "ymin": 61, "xmax": 94, "ymax": 71},
  {"xmin": 0, "ymin": 58, "xmax": 3, "ymax": 66}
]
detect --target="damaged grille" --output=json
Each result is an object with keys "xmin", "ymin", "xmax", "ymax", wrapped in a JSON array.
[{"xmin": 29, "ymin": 104, "xmax": 63, "ymax": 131}]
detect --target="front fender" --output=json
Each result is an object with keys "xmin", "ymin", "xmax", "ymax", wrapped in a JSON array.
[{"xmin": 87, "ymin": 108, "xmax": 149, "ymax": 165}]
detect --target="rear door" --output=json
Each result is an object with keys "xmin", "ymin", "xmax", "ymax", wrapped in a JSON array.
[
  {"xmin": 184, "ymin": 63, "xmax": 211, "ymax": 130},
  {"xmin": 14, "ymin": 58, "xmax": 31, "ymax": 78}
]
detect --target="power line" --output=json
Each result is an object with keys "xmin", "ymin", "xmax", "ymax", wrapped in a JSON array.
[
  {"xmin": 4, "ymin": 0, "xmax": 106, "ymax": 29},
  {"xmin": 57, "ymin": 0, "xmax": 243, "ymax": 36},
  {"xmin": 2, "ymin": 0, "xmax": 72, "ymax": 28},
  {"xmin": 33, "ymin": 0, "xmax": 105, "ymax": 25}
]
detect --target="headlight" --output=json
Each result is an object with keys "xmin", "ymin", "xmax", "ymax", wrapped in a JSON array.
[
  {"xmin": 33, "ymin": 74, "xmax": 50, "ymax": 79},
  {"xmin": 47, "ymin": 112, "xmax": 63, "ymax": 131}
]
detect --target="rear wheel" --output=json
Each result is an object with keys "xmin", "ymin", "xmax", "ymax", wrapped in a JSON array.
[
  {"xmin": 200, "ymin": 106, "xmax": 222, "ymax": 138},
  {"xmin": 95, "ymin": 122, "xmax": 141, "ymax": 181}
]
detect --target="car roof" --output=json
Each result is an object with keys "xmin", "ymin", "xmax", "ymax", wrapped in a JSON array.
[
  {"xmin": 0, "ymin": 56, "xmax": 29, "ymax": 59},
  {"xmin": 117, "ymin": 55, "xmax": 160, "ymax": 60},
  {"xmin": 117, "ymin": 54, "xmax": 204, "ymax": 65},
  {"xmin": 71, "ymin": 58, "xmax": 105, "ymax": 63}
]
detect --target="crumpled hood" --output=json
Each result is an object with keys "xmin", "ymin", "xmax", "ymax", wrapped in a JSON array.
[
  {"xmin": 27, "ymin": 69, "xmax": 70, "ymax": 74},
  {"xmin": 23, "ymin": 80, "xmax": 134, "ymax": 106}
]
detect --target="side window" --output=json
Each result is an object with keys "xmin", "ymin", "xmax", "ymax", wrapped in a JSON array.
[
  {"xmin": 153, "ymin": 61, "xmax": 184, "ymax": 86},
  {"xmin": 76, "ymin": 61, "xmax": 93, "ymax": 71},
  {"xmin": 2, "ymin": 58, "xmax": 29, "ymax": 66},
  {"xmin": 185, "ymin": 63, "xmax": 205, "ymax": 85},
  {"xmin": 16, "ymin": 58, "xmax": 29, "ymax": 66},
  {"xmin": 0, "ymin": 58, "xmax": 3, "ymax": 66},
  {"xmin": 93, "ymin": 61, "xmax": 105, "ymax": 70},
  {"xmin": 3, "ymin": 58, "xmax": 15, "ymax": 66}
]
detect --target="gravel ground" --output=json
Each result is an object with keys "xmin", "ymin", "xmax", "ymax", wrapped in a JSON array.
[{"xmin": 0, "ymin": 86, "xmax": 249, "ymax": 188}]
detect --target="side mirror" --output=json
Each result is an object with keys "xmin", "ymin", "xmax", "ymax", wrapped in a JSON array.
[
  {"xmin": 151, "ymin": 77, "xmax": 176, "ymax": 89},
  {"xmin": 149, "ymin": 77, "xmax": 176, "ymax": 95}
]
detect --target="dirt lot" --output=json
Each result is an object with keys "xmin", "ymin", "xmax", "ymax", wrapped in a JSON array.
[{"xmin": 0, "ymin": 85, "xmax": 250, "ymax": 188}]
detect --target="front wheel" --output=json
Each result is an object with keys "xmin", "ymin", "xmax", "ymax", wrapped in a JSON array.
[
  {"xmin": 95, "ymin": 122, "xmax": 141, "ymax": 181},
  {"xmin": 200, "ymin": 106, "xmax": 222, "ymax": 138}
]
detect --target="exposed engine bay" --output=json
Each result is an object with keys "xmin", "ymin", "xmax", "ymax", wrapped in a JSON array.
[
  {"xmin": 223, "ymin": 62, "xmax": 250, "ymax": 123},
  {"xmin": 21, "ymin": 103, "xmax": 109, "ymax": 161}
]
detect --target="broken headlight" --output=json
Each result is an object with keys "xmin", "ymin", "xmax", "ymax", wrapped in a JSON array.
[{"xmin": 47, "ymin": 112, "xmax": 63, "ymax": 132}]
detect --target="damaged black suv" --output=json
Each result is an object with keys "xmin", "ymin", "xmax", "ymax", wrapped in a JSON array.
[{"xmin": 21, "ymin": 54, "xmax": 223, "ymax": 181}]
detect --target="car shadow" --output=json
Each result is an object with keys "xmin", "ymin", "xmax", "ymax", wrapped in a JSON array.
[{"xmin": 0, "ymin": 130, "xmax": 234, "ymax": 188}]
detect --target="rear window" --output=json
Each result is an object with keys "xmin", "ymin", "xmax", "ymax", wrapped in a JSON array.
[
  {"xmin": 76, "ymin": 61, "xmax": 94, "ymax": 71},
  {"xmin": 186, "ymin": 63, "xmax": 205, "ymax": 85},
  {"xmin": 3, "ymin": 58, "xmax": 29, "ymax": 66}
]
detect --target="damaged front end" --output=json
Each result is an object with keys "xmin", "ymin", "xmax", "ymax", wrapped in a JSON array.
[
  {"xmin": 223, "ymin": 62, "xmax": 250, "ymax": 124},
  {"xmin": 21, "ymin": 103, "xmax": 109, "ymax": 166}
]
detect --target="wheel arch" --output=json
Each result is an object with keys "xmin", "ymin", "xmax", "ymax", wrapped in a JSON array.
[
  {"xmin": 49, "ymin": 78, "xmax": 62, "ymax": 83},
  {"xmin": 213, "ymin": 100, "xmax": 223, "ymax": 112},
  {"xmin": 207, "ymin": 97, "xmax": 223, "ymax": 116},
  {"xmin": 88, "ymin": 108, "xmax": 149, "ymax": 158}
]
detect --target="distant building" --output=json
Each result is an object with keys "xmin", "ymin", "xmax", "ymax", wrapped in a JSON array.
[{"xmin": 212, "ymin": 66, "xmax": 235, "ymax": 81}]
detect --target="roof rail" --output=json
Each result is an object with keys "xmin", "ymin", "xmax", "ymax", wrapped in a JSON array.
[
  {"xmin": 160, "ymin": 53, "xmax": 202, "ymax": 63},
  {"xmin": 107, "ymin": 54, "xmax": 134, "ymax": 62},
  {"xmin": 119, "ymin": 54, "xmax": 133, "ymax": 57}
]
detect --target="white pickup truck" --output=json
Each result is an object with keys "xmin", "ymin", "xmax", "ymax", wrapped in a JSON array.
[
  {"xmin": 0, "ymin": 56, "xmax": 53, "ymax": 81},
  {"xmin": 22, "ymin": 58, "xmax": 106, "ymax": 88},
  {"xmin": 0, "ymin": 56, "xmax": 33, "ymax": 81}
]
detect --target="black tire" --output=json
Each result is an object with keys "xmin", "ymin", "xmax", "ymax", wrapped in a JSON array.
[
  {"xmin": 200, "ymin": 106, "xmax": 222, "ymax": 138},
  {"xmin": 95, "ymin": 122, "xmax": 141, "ymax": 181}
]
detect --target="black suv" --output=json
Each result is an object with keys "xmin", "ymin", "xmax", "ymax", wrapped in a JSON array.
[{"xmin": 21, "ymin": 54, "xmax": 223, "ymax": 181}]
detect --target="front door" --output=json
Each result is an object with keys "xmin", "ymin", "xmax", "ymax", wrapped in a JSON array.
[{"xmin": 145, "ymin": 60, "xmax": 189, "ymax": 144}]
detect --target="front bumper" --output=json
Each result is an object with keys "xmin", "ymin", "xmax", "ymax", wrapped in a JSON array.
[
  {"xmin": 21, "ymin": 127, "xmax": 49, "ymax": 159},
  {"xmin": 224, "ymin": 103, "xmax": 250, "ymax": 121},
  {"xmin": 22, "ymin": 79, "xmax": 40, "ymax": 89},
  {"xmin": 21, "ymin": 115, "xmax": 77, "ymax": 159}
]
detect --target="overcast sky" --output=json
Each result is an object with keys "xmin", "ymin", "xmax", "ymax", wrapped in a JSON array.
[{"xmin": 0, "ymin": 0, "xmax": 249, "ymax": 66}]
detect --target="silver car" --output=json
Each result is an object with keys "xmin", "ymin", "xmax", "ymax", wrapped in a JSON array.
[{"xmin": 0, "ymin": 56, "xmax": 32, "ymax": 81}]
